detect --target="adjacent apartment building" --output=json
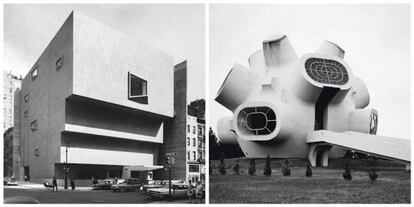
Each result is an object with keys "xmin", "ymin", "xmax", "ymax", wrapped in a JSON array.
[
  {"xmin": 3, "ymin": 71, "xmax": 21, "ymax": 131},
  {"xmin": 186, "ymin": 115, "xmax": 205, "ymax": 184},
  {"xmin": 13, "ymin": 11, "xmax": 189, "ymax": 184}
]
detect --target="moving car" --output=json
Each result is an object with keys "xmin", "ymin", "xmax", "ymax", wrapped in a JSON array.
[{"xmin": 111, "ymin": 178, "xmax": 142, "ymax": 192}]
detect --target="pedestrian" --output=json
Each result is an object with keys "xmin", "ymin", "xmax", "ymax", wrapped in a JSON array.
[
  {"xmin": 70, "ymin": 178, "xmax": 75, "ymax": 191},
  {"xmin": 52, "ymin": 176, "xmax": 58, "ymax": 192},
  {"xmin": 24, "ymin": 175, "xmax": 27, "ymax": 182},
  {"xmin": 195, "ymin": 181, "xmax": 203, "ymax": 203},
  {"xmin": 187, "ymin": 180, "xmax": 194, "ymax": 203},
  {"xmin": 114, "ymin": 177, "xmax": 118, "ymax": 184}
]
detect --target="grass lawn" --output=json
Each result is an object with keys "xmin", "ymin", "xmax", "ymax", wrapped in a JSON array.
[{"xmin": 209, "ymin": 158, "xmax": 410, "ymax": 203}]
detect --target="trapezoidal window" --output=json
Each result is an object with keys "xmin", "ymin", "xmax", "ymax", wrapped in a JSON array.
[
  {"xmin": 128, "ymin": 72, "xmax": 148, "ymax": 104},
  {"xmin": 237, "ymin": 106, "xmax": 277, "ymax": 136},
  {"xmin": 369, "ymin": 113, "xmax": 378, "ymax": 135},
  {"xmin": 305, "ymin": 58, "xmax": 349, "ymax": 85},
  {"xmin": 31, "ymin": 67, "xmax": 38, "ymax": 81},
  {"xmin": 56, "ymin": 56, "xmax": 64, "ymax": 70}
]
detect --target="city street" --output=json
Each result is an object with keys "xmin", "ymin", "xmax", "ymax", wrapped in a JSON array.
[{"xmin": 4, "ymin": 185, "xmax": 194, "ymax": 204}]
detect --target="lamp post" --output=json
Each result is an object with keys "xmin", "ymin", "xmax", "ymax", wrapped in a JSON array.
[{"xmin": 64, "ymin": 142, "xmax": 70, "ymax": 189}]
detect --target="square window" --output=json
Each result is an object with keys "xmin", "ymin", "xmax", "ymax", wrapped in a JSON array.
[
  {"xmin": 128, "ymin": 72, "xmax": 148, "ymax": 104},
  {"xmin": 31, "ymin": 67, "xmax": 38, "ymax": 81},
  {"xmin": 30, "ymin": 120, "xmax": 38, "ymax": 131},
  {"xmin": 56, "ymin": 56, "xmax": 64, "ymax": 70}
]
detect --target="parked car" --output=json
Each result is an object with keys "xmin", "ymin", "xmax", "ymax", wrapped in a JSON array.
[
  {"xmin": 4, "ymin": 177, "xmax": 18, "ymax": 186},
  {"xmin": 142, "ymin": 180, "xmax": 167, "ymax": 192},
  {"xmin": 92, "ymin": 179, "xmax": 115, "ymax": 190},
  {"xmin": 147, "ymin": 183, "xmax": 194, "ymax": 200},
  {"xmin": 111, "ymin": 178, "xmax": 142, "ymax": 192}
]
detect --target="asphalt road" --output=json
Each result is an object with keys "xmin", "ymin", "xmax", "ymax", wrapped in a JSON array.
[{"xmin": 4, "ymin": 187, "xmax": 192, "ymax": 204}]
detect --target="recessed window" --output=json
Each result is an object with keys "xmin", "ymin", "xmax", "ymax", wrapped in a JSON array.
[
  {"xmin": 187, "ymin": 137, "xmax": 190, "ymax": 146},
  {"xmin": 193, "ymin": 138, "xmax": 196, "ymax": 147},
  {"xmin": 192, "ymin": 126, "xmax": 196, "ymax": 134},
  {"xmin": 30, "ymin": 120, "xmax": 38, "ymax": 131},
  {"xmin": 24, "ymin": 94, "xmax": 29, "ymax": 102},
  {"xmin": 305, "ymin": 58, "xmax": 349, "ymax": 85},
  {"xmin": 189, "ymin": 164, "xmax": 199, "ymax": 172},
  {"xmin": 34, "ymin": 148, "xmax": 40, "ymax": 157},
  {"xmin": 369, "ymin": 113, "xmax": 378, "ymax": 135},
  {"xmin": 193, "ymin": 151, "xmax": 196, "ymax": 160},
  {"xmin": 56, "ymin": 56, "xmax": 64, "ymax": 70},
  {"xmin": 187, "ymin": 125, "xmax": 190, "ymax": 133},
  {"xmin": 31, "ymin": 67, "xmax": 38, "ymax": 81},
  {"xmin": 128, "ymin": 72, "xmax": 148, "ymax": 104},
  {"xmin": 237, "ymin": 106, "xmax": 277, "ymax": 136},
  {"xmin": 187, "ymin": 151, "xmax": 190, "ymax": 160}
]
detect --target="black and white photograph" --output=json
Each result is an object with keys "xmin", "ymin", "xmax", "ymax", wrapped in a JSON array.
[
  {"xmin": 2, "ymin": 1, "xmax": 413, "ymax": 206},
  {"xmin": 3, "ymin": 4, "xmax": 205, "ymax": 204},
  {"xmin": 208, "ymin": 4, "xmax": 411, "ymax": 204}
]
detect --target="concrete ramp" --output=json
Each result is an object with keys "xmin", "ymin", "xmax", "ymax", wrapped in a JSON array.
[{"xmin": 306, "ymin": 130, "xmax": 410, "ymax": 167}]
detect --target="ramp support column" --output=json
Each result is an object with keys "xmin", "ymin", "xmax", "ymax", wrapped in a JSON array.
[{"xmin": 308, "ymin": 143, "xmax": 332, "ymax": 167}]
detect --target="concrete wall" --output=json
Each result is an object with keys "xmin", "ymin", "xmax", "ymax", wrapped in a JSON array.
[
  {"xmin": 72, "ymin": 12, "xmax": 174, "ymax": 118},
  {"xmin": 60, "ymin": 133, "xmax": 158, "ymax": 167},
  {"xmin": 16, "ymin": 13, "xmax": 74, "ymax": 180},
  {"xmin": 65, "ymin": 96, "xmax": 165, "ymax": 143},
  {"xmin": 156, "ymin": 61, "xmax": 187, "ymax": 180}
]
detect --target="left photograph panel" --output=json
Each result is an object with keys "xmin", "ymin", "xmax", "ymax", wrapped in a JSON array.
[{"xmin": 3, "ymin": 4, "xmax": 205, "ymax": 204}]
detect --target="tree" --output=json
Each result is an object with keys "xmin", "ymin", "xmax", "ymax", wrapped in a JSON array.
[
  {"xmin": 368, "ymin": 168, "xmax": 378, "ymax": 183},
  {"xmin": 233, "ymin": 159, "xmax": 240, "ymax": 175},
  {"xmin": 187, "ymin": 99, "xmax": 205, "ymax": 119},
  {"xmin": 248, "ymin": 158, "xmax": 256, "ymax": 176},
  {"xmin": 263, "ymin": 155, "xmax": 272, "ymax": 176},
  {"xmin": 219, "ymin": 153, "xmax": 226, "ymax": 175},
  {"xmin": 282, "ymin": 160, "xmax": 291, "ymax": 176},
  {"xmin": 305, "ymin": 163, "xmax": 312, "ymax": 177},
  {"xmin": 343, "ymin": 161, "xmax": 352, "ymax": 180},
  {"xmin": 209, "ymin": 128, "xmax": 221, "ymax": 160}
]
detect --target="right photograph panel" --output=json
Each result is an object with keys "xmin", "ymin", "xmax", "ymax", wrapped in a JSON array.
[{"xmin": 209, "ymin": 4, "xmax": 411, "ymax": 204}]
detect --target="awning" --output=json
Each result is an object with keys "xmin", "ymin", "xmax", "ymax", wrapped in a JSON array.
[{"xmin": 124, "ymin": 165, "xmax": 164, "ymax": 171}]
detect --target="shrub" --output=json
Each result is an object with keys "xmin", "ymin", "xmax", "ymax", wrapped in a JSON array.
[
  {"xmin": 233, "ymin": 159, "xmax": 240, "ymax": 175},
  {"xmin": 263, "ymin": 155, "xmax": 272, "ymax": 176},
  {"xmin": 219, "ymin": 157, "xmax": 226, "ymax": 175},
  {"xmin": 248, "ymin": 158, "xmax": 256, "ymax": 176},
  {"xmin": 282, "ymin": 160, "xmax": 291, "ymax": 176}
]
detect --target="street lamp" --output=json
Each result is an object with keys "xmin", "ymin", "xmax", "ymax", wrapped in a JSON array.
[{"xmin": 64, "ymin": 142, "xmax": 70, "ymax": 189}]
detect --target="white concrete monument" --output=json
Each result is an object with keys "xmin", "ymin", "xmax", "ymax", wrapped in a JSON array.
[{"xmin": 215, "ymin": 35, "xmax": 410, "ymax": 168}]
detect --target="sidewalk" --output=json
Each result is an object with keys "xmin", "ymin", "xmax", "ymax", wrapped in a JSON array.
[{"xmin": 10, "ymin": 182, "xmax": 93, "ymax": 191}]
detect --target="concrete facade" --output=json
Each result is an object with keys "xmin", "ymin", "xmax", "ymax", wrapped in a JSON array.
[
  {"xmin": 215, "ymin": 34, "xmax": 410, "ymax": 167},
  {"xmin": 185, "ymin": 115, "xmax": 206, "ymax": 183},
  {"xmin": 13, "ymin": 11, "xmax": 188, "ymax": 184},
  {"xmin": 3, "ymin": 71, "xmax": 21, "ymax": 131}
]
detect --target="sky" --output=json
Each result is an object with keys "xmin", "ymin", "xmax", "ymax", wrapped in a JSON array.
[
  {"xmin": 3, "ymin": 4, "xmax": 205, "ymax": 103},
  {"xmin": 210, "ymin": 4, "xmax": 411, "ymax": 139}
]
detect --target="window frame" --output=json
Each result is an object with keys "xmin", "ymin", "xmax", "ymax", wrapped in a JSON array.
[{"xmin": 128, "ymin": 72, "xmax": 148, "ymax": 104}]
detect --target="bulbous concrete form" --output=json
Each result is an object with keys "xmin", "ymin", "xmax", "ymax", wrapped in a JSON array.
[{"xmin": 215, "ymin": 35, "xmax": 410, "ymax": 168}]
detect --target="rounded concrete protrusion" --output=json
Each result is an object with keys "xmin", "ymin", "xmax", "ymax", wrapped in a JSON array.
[
  {"xmin": 351, "ymin": 76, "xmax": 370, "ymax": 109},
  {"xmin": 216, "ymin": 116, "xmax": 238, "ymax": 145},
  {"xmin": 215, "ymin": 64, "xmax": 260, "ymax": 111},
  {"xmin": 316, "ymin": 41, "xmax": 345, "ymax": 59},
  {"xmin": 262, "ymin": 34, "xmax": 298, "ymax": 67}
]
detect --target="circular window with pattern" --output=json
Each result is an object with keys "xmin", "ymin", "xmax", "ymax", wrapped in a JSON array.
[
  {"xmin": 237, "ymin": 106, "xmax": 277, "ymax": 136},
  {"xmin": 305, "ymin": 58, "xmax": 349, "ymax": 85}
]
